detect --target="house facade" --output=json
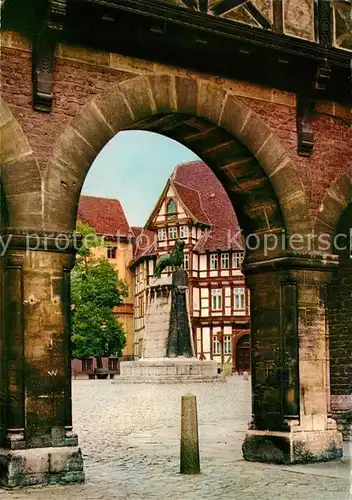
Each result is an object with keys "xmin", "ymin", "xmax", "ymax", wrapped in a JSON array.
[
  {"xmin": 76, "ymin": 196, "xmax": 135, "ymax": 362},
  {"xmin": 130, "ymin": 161, "xmax": 250, "ymax": 372}
]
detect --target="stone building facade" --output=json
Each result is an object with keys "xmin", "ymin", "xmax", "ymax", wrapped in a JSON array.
[{"xmin": 131, "ymin": 161, "xmax": 250, "ymax": 371}]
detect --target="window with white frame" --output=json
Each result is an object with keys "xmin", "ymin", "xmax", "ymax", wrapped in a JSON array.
[
  {"xmin": 212, "ymin": 336, "xmax": 221, "ymax": 355},
  {"xmin": 221, "ymin": 253, "xmax": 229, "ymax": 269},
  {"xmin": 233, "ymin": 251, "xmax": 244, "ymax": 268},
  {"xmin": 158, "ymin": 228, "xmax": 166, "ymax": 241},
  {"xmin": 107, "ymin": 246, "xmax": 117, "ymax": 259},
  {"xmin": 210, "ymin": 253, "xmax": 219, "ymax": 269},
  {"xmin": 179, "ymin": 225, "xmax": 189, "ymax": 239},
  {"xmin": 211, "ymin": 289, "xmax": 222, "ymax": 310},
  {"xmin": 183, "ymin": 253, "xmax": 189, "ymax": 270},
  {"xmin": 168, "ymin": 227, "xmax": 177, "ymax": 239},
  {"xmin": 234, "ymin": 288, "xmax": 246, "ymax": 309},
  {"xmin": 224, "ymin": 335, "xmax": 231, "ymax": 354}
]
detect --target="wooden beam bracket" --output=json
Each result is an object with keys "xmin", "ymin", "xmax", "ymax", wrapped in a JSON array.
[
  {"xmin": 296, "ymin": 97, "xmax": 316, "ymax": 157},
  {"xmin": 32, "ymin": 0, "xmax": 67, "ymax": 112}
]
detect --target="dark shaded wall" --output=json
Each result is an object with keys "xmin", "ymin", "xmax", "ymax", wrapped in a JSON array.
[{"xmin": 329, "ymin": 203, "xmax": 352, "ymax": 439}]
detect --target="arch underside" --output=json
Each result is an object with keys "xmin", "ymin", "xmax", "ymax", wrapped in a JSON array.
[{"xmin": 131, "ymin": 113, "xmax": 285, "ymax": 237}]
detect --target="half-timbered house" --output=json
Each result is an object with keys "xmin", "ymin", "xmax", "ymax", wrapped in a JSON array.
[{"xmin": 130, "ymin": 161, "xmax": 250, "ymax": 372}]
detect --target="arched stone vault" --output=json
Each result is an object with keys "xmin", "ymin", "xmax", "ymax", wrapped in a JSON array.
[
  {"xmin": 0, "ymin": 98, "xmax": 42, "ymax": 230},
  {"xmin": 43, "ymin": 75, "xmax": 311, "ymax": 250}
]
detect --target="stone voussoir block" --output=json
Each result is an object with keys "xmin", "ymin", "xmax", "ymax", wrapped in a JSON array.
[
  {"xmin": 175, "ymin": 76, "xmax": 198, "ymax": 116},
  {"xmin": 218, "ymin": 95, "xmax": 252, "ymax": 141},
  {"xmin": 119, "ymin": 76, "xmax": 157, "ymax": 122},
  {"xmin": 148, "ymin": 75, "xmax": 177, "ymax": 115},
  {"xmin": 197, "ymin": 81, "xmax": 227, "ymax": 124}
]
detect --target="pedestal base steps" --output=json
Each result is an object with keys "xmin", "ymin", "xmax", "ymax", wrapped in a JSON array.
[
  {"xmin": 242, "ymin": 429, "xmax": 343, "ymax": 464},
  {"xmin": 0, "ymin": 446, "xmax": 84, "ymax": 488},
  {"xmin": 113, "ymin": 357, "xmax": 226, "ymax": 384}
]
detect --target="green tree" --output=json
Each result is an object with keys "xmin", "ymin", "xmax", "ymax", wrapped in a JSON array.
[{"xmin": 71, "ymin": 221, "xmax": 128, "ymax": 368}]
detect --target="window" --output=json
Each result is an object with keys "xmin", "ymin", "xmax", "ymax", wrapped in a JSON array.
[
  {"xmin": 211, "ymin": 289, "xmax": 222, "ymax": 310},
  {"xmin": 168, "ymin": 227, "xmax": 177, "ymax": 239},
  {"xmin": 107, "ymin": 246, "xmax": 117, "ymax": 259},
  {"xmin": 138, "ymin": 296, "xmax": 144, "ymax": 317},
  {"xmin": 183, "ymin": 253, "xmax": 189, "ymax": 270},
  {"xmin": 224, "ymin": 335, "xmax": 231, "ymax": 354},
  {"xmin": 179, "ymin": 225, "xmax": 189, "ymax": 239},
  {"xmin": 233, "ymin": 252, "xmax": 244, "ymax": 268},
  {"xmin": 82, "ymin": 359, "xmax": 93, "ymax": 372},
  {"xmin": 210, "ymin": 253, "xmax": 219, "ymax": 270},
  {"xmin": 221, "ymin": 253, "xmax": 229, "ymax": 269},
  {"xmin": 212, "ymin": 336, "xmax": 221, "ymax": 355},
  {"xmin": 234, "ymin": 288, "xmax": 245, "ymax": 309},
  {"xmin": 158, "ymin": 228, "xmax": 166, "ymax": 241},
  {"xmin": 166, "ymin": 199, "xmax": 176, "ymax": 216}
]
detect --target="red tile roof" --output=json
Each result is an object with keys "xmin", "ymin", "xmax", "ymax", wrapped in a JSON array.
[
  {"xmin": 172, "ymin": 181, "xmax": 210, "ymax": 225},
  {"xmin": 78, "ymin": 196, "xmax": 131, "ymax": 237},
  {"xmin": 131, "ymin": 227, "xmax": 156, "ymax": 264},
  {"xmin": 172, "ymin": 161, "xmax": 243, "ymax": 251}
]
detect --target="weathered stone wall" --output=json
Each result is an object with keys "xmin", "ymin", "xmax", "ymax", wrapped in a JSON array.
[
  {"xmin": 0, "ymin": 31, "xmax": 351, "ymax": 230},
  {"xmin": 328, "ymin": 203, "xmax": 352, "ymax": 440}
]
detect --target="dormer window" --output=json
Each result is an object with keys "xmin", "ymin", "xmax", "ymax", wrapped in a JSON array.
[{"xmin": 166, "ymin": 199, "xmax": 176, "ymax": 217}]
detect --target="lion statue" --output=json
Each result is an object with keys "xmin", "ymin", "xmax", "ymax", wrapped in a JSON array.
[{"xmin": 154, "ymin": 239, "xmax": 185, "ymax": 278}]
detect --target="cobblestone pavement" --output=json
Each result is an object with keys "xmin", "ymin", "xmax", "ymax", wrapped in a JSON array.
[{"xmin": 1, "ymin": 377, "xmax": 351, "ymax": 500}]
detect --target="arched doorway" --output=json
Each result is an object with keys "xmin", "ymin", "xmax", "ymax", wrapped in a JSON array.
[
  {"xmin": 1, "ymin": 77, "xmax": 343, "ymax": 482},
  {"xmin": 235, "ymin": 334, "xmax": 250, "ymax": 373}
]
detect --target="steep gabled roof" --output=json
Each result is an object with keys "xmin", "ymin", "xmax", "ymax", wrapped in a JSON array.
[
  {"xmin": 130, "ymin": 227, "xmax": 156, "ymax": 266},
  {"xmin": 77, "ymin": 196, "xmax": 130, "ymax": 237},
  {"xmin": 172, "ymin": 161, "xmax": 242, "ymax": 251},
  {"xmin": 172, "ymin": 181, "xmax": 210, "ymax": 225}
]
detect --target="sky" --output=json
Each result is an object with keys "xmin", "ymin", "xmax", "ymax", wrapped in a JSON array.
[{"xmin": 82, "ymin": 131, "xmax": 199, "ymax": 227}]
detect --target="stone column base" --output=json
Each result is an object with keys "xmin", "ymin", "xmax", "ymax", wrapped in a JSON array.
[
  {"xmin": 0, "ymin": 446, "xmax": 84, "ymax": 488},
  {"xmin": 242, "ymin": 429, "xmax": 343, "ymax": 464}
]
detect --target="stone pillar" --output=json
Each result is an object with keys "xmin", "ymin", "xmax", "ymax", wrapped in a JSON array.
[
  {"xmin": 242, "ymin": 255, "xmax": 343, "ymax": 464},
  {"xmin": 0, "ymin": 232, "xmax": 84, "ymax": 487},
  {"xmin": 329, "ymin": 233, "xmax": 352, "ymax": 440}
]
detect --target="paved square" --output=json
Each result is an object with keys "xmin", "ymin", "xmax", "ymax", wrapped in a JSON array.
[{"xmin": 2, "ymin": 378, "xmax": 350, "ymax": 499}]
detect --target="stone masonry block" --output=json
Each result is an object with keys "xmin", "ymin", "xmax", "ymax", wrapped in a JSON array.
[
  {"xmin": 119, "ymin": 77, "xmax": 156, "ymax": 122},
  {"xmin": 197, "ymin": 81, "xmax": 227, "ymax": 124},
  {"xmin": 94, "ymin": 84, "xmax": 134, "ymax": 133},
  {"xmin": 218, "ymin": 95, "xmax": 251, "ymax": 141},
  {"xmin": 148, "ymin": 75, "xmax": 177, "ymax": 114},
  {"xmin": 175, "ymin": 77, "xmax": 198, "ymax": 116}
]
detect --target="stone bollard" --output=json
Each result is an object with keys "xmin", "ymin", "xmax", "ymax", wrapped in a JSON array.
[
  {"xmin": 180, "ymin": 394, "xmax": 200, "ymax": 474},
  {"xmin": 243, "ymin": 371, "xmax": 249, "ymax": 380}
]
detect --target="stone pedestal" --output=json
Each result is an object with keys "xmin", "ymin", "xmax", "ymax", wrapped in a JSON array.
[
  {"xmin": 242, "ymin": 256, "xmax": 343, "ymax": 464},
  {"xmin": 242, "ymin": 428, "xmax": 343, "ymax": 464},
  {"xmin": 116, "ymin": 357, "xmax": 223, "ymax": 383},
  {"xmin": 0, "ymin": 446, "xmax": 84, "ymax": 488},
  {"xmin": 118, "ymin": 268, "xmax": 222, "ymax": 383}
]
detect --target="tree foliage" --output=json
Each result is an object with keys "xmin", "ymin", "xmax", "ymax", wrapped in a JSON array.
[{"xmin": 71, "ymin": 221, "xmax": 127, "ymax": 360}]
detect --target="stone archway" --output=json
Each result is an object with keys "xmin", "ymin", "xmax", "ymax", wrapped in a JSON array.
[
  {"xmin": 43, "ymin": 75, "xmax": 310, "ymax": 244},
  {"xmin": 0, "ymin": 76, "xmax": 344, "ymax": 487}
]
